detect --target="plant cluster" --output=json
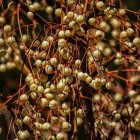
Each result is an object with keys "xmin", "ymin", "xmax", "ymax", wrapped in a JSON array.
[{"xmin": 0, "ymin": 0, "xmax": 140, "ymax": 140}]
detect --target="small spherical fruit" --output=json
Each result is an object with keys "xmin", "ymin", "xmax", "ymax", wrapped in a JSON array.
[
  {"xmin": 0, "ymin": 17, "xmax": 5, "ymax": 24},
  {"xmin": 37, "ymin": 86, "xmax": 44, "ymax": 94},
  {"xmin": 42, "ymin": 122, "xmax": 51, "ymax": 130},
  {"xmin": 19, "ymin": 94, "xmax": 28, "ymax": 102},
  {"xmin": 47, "ymin": 35, "xmax": 54, "ymax": 43},
  {"xmin": 76, "ymin": 15, "xmax": 84, "ymax": 23},
  {"xmin": 103, "ymin": 47, "xmax": 112, "ymax": 56},
  {"xmin": 67, "ymin": 11, "xmax": 74, "ymax": 19},
  {"xmin": 49, "ymin": 100, "xmax": 58, "ymax": 109},
  {"xmin": 86, "ymin": 76, "xmax": 92, "ymax": 84},
  {"xmin": 45, "ymin": 6, "xmax": 53, "ymax": 14},
  {"xmin": 30, "ymin": 84, "xmax": 38, "ymax": 92},
  {"xmin": 65, "ymin": 30, "xmax": 71, "ymax": 37},
  {"xmin": 118, "ymin": 8, "xmax": 126, "ymax": 16},
  {"xmin": 58, "ymin": 39, "xmax": 67, "ymax": 47},
  {"xmin": 75, "ymin": 59, "xmax": 82, "ymax": 67},
  {"xmin": 48, "ymin": 135, "xmax": 56, "ymax": 140},
  {"xmin": 30, "ymin": 92, "xmax": 37, "ymax": 99},
  {"xmin": 96, "ymin": 1, "xmax": 105, "ymax": 11},
  {"xmin": 116, "ymin": 52, "xmax": 122, "ymax": 59},
  {"xmin": 23, "ymin": 116, "xmax": 31, "ymax": 125},
  {"xmin": 62, "ymin": 121, "xmax": 71, "ymax": 132},
  {"xmin": 55, "ymin": 8, "xmax": 62, "ymax": 17},
  {"xmin": 41, "ymin": 40, "xmax": 49, "ymax": 50},
  {"xmin": 93, "ymin": 50, "xmax": 101, "ymax": 59},
  {"xmin": 35, "ymin": 59, "xmax": 42, "ymax": 68},
  {"xmin": 4, "ymin": 25, "xmax": 12, "ymax": 32},
  {"xmin": 77, "ymin": 117, "xmax": 83, "ymax": 126},
  {"xmin": 50, "ymin": 57, "xmax": 58, "ymax": 66},
  {"xmin": 126, "ymin": 28, "xmax": 134, "ymax": 36},
  {"xmin": 78, "ymin": 72, "xmax": 86, "ymax": 80},
  {"xmin": 105, "ymin": 82, "xmax": 112, "ymax": 90},
  {"xmin": 27, "ymin": 11, "xmax": 34, "ymax": 20},
  {"xmin": 45, "ymin": 65, "xmax": 53, "ymax": 74},
  {"xmin": 62, "ymin": 102, "xmax": 70, "ymax": 110},
  {"xmin": 56, "ymin": 132, "xmax": 64, "ymax": 140},
  {"xmin": 58, "ymin": 30, "xmax": 65, "ymax": 38},
  {"xmin": 88, "ymin": 18, "xmax": 96, "ymax": 25},
  {"xmin": 40, "ymin": 98, "xmax": 48, "ymax": 107},
  {"xmin": 133, "ymin": 37, "xmax": 140, "ymax": 46},
  {"xmin": 57, "ymin": 82, "xmax": 65, "ymax": 91}
]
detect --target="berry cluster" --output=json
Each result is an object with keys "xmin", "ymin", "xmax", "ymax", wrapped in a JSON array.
[{"xmin": 0, "ymin": 0, "xmax": 140, "ymax": 140}]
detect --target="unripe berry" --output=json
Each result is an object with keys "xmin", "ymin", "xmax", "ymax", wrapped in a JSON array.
[
  {"xmin": 120, "ymin": 31, "xmax": 127, "ymax": 38},
  {"xmin": 88, "ymin": 18, "xmax": 96, "ymax": 25},
  {"xmin": 78, "ymin": 72, "xmax": 86, "ymax": 80},
  {"xmin": 37, "ymin": 85, "xmax": 44, "ymax": 94},
  {"xmin": 55, "ymin": 8, "xmax": 62, "ymax": 17},
  {"xmin": 69, "ymin": 21, "xmax": 75, "ymax": 28},
  {"xmin": 105, "ymin": 82, "xmax": 112, "ymax": 90},
  {"xmin": 19, "ymin": 94, "xmax": 28, "ymax": 102},
  {"xmin": 49, "ymin": 100, "xmax": 58, "ymax": 109},
  {"xmin": 30, "ymin": 84, "xmax": 38, "ymax": 91},
  {"xmin": 45, "ymin": 6, "xmax": 53, "ymax": 14},
  {"xmin": 77, "ymin": 117, "xmax": 83, "ymax": 126},
  {"xmin": 133, "ymin": 37, "xmax": 140, "ymax": 46},
  {"xmin": 65, "ymin": 30, "xmax": 71, "ymax": 37},
  {"xmin": 103, "ymin": 47, "xmax": 112, "ymax": 56},
  {"xmin": 77, "ymin": 109, "xmax": 84, "ymax": 117},
  {"xmin": 35, "ymin": 59, "xmax": 42, "ymax": 68},
  {"xmin": 42, "ymin": 122, "xmax": 51, "ymax": 130},
  {"xmin": 93, "ymin": 50, "xmax": 101, "ymax": 59},
  {"xmin": 0, "ymin": 38, "xmax": 4, "ymax": 46},
  {"xmin": 48, "ymin": 135, "xmax": 56, "ymax": 140},
  {"xmin": 47, "ymin": 35, "xmax": 54, "ymax": 43},
  {"xmin": 30, "ymin": 92, "xmax": 37, "ymax": 99},
  {"xmin": 58, "ymin": 30, "xmax": 65, "ymax": 38},
  {"xmin": 33, "ymin": 2, "xmax": 41, "ymax": 11},
  {"xmin": 118, "ymin": 8, "xmax": 126, "ymax": 16},
  {"xmin": 27, "ymin": 11, "xmax": 34, "ymax": 20},
  {"xmin": 45, "ymin": 65, "xmax": 53, "ymax": 74},
  {"xmin": 40, "ymin": 98, "xmax": 48, "ymax": 107},
  {"xmin": 62, "ymin": 102, "xmax": 70, "ymax": 110},
  {"xmin": 57, "ymin": 81, "xmax": 65, "ymax": 91},
  {"xmin": 41, "ymin": 40, "xmax": 49, "ymax": 50},
  {"xmin": 29, "ymin": 4, "xmax": 35, "ymax": 12},
  {"xmin": 4, "ymin": 25, "xmax": 12, "ymax": 32},
  {"xmin": 111, "ymin": 29, "xmax": 120, "ymax": 38},
  {"xmin": 0, "ymin": 64, "xmax": 6, "ymax": 72},
  {"xmin": 96, "ymin": 1, "xmax": 105, "ymax": 11},
  {"xmin": 95, "ymin": 30, "xmax": 104, "ymax": 38},
  {"xmin": 7, "ymin": 36, "xmax": 16, "ymax": 44},
  {"xmin": 114, "ymin": 93, "xmax": 122, "ymax": 102},
  {"xmin": 110, "ymin": 18, "xmax": 120, "ymax": 28},
  {"xmin": 67, "ymin": 11, "xmax": 74, "ymax": 19},
  {"xmin": 23, "ymin": 116, "xmax": 31, "ymax": 125},
  {"xmin": 86, "ymin": 76, "xmax": 92, "ymax": 84},
  {"xmin": 126, "ymin": 28, "xmax": 134, "ymax": 36},
  {"xmin": 50, "ymin": 57, "xmax": 58, "ymax": 66},
  {"xmin": 75, "ymin": 59, "xmax": 82, "ymax": 67},
  {"xmin": 56, "ymin": 132, "xmax": 64, "ymax": 140},
  {"xmin": 58, "ymin": 39, "xmax": 67, "ymax": 47},
  {"xmin": 62, "ymin": 121, "xmax": 71, "ymax": 132},
  {"xmin": 0, "ymin": 17, "xmax": 5, "ymax": 24},
  {"xmin": 51, "ymin": 116, "xmax": 59, "ymax": 123},
  {"xmin": 116, "ymin": 52, "xmax": 122, "ymax": 59},
  {"xmin": 76, "ymin": 15, "xmax": 84, "ymax": 23}
]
